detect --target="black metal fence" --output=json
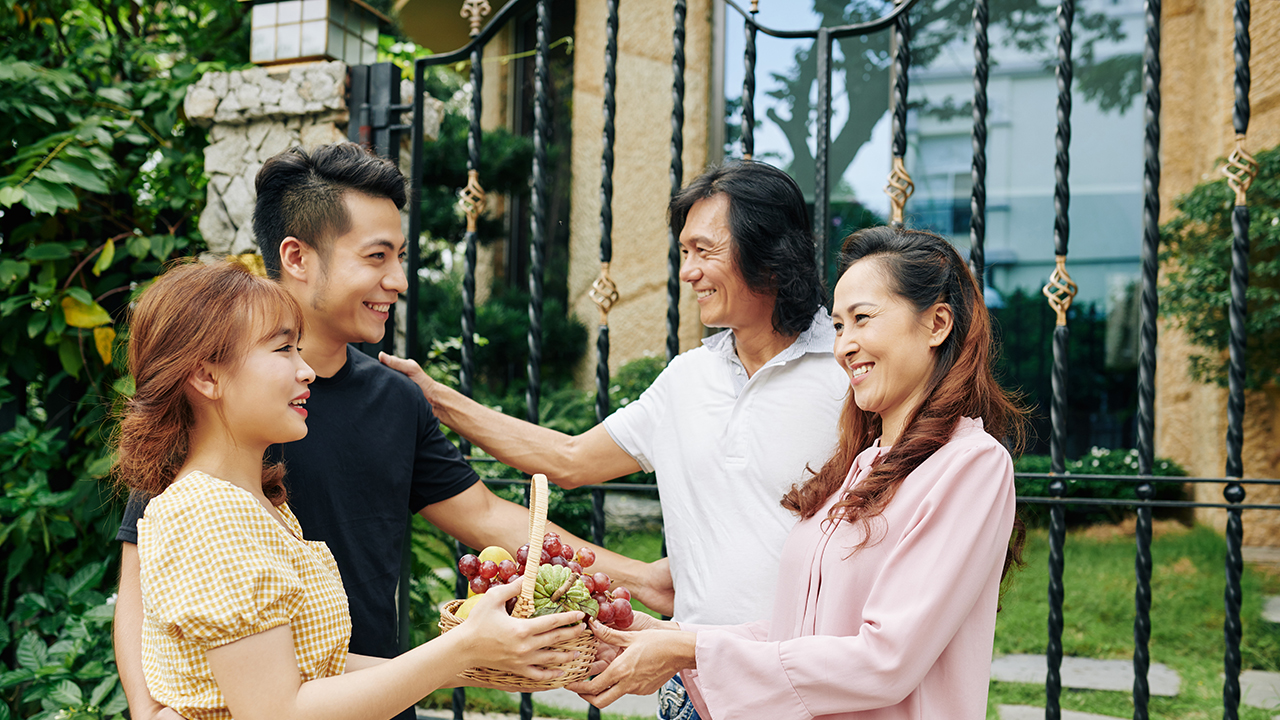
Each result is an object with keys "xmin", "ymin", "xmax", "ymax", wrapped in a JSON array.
[{"xmin": 351, "ymin": 0, "xmax": 1275, "ymax": 718}]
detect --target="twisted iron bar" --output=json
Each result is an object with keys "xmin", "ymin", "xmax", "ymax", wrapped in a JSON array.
[
  {"xmin": 525, "ymin": 0, "xmax": 550, "ymax": 446},
  {"xmin": 1047, "ymin": 475, "xmax": 1067, "ymax": 720},
  {"xmin": 885, "ymin": 9, "xmax": 911, "ymax": 229},
  {"xmin": 814, "ymin": 27, "xmax": 832, "ymax": 275},
  {"xmin": 1052, "ymin": 0, "xmax": 1073, "ymax": 257},
  {"xmin": 742, "ymin": 13, "xmax": 757, "ymax": 160},
  {"xmin": 1222, "ymin": 3, "xmax": 1252, "ymax": 714},
  {"xmin": 666, "ymin": 0, "xmax": 686, "ymax": 363},
  {"xmin": 968, "ymin": 0, "xmax": 988, "ymax": 291},
  {"xmin": 460, "ymin": 46, "xmax": 483, "ymax": 454},
  {"xmin": 1132, "ymin": 2, "xmax": 1160, "ymax": 715}
]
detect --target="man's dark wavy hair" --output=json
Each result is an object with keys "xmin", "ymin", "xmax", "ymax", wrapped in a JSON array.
[
  {"xmin": 253, "ymin": 143, "xmax": 407, "ymax": 278},
  {"xmin": 669, "ymin": 161, "xmax": 826, "ymax": 336}
]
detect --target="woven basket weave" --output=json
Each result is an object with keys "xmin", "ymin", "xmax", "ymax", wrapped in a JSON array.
[{"xmin": 437, "ymin": 473, "xmax": 597, "ymax": 691}]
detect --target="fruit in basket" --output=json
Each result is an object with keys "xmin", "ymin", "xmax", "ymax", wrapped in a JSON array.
[
  {"xmin": 455, "ymin": 594, "xmax": 483, "ymax": 620},
  {"xmin": 532, "ymin": 564, "xmax": 599, "ymax": 618},
  {"xmin": 479, "ymin": 546, "xmax": 515, "ymax": 565}
]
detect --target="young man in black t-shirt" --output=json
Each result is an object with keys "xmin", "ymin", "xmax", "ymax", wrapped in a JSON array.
[{"xmin": 112, "ymin": 143, "xmax": 673, "ymax": 720}]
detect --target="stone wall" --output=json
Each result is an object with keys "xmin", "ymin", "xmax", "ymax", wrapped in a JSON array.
[
  {"xmin": 1158, "ymin": 0, "xmax": 1280, "ymax": 544},
  {"xmin": 185, "ymin": 61, "xmax": 443, "ymax": 255}
]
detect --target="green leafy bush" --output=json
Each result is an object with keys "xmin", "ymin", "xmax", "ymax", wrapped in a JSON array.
[
  {"xmin": 1161, "ymin": 144, "xmax": 1280, "ymax": 389},
  {"xmin": 1015, "ymin": 447, "xmax": 1188, "ymax": 526}
]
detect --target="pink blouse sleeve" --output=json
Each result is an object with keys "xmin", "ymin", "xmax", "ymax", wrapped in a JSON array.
[{"xmin": 689, "ymin": 442, "xmax": 1016, "ymax": 719}]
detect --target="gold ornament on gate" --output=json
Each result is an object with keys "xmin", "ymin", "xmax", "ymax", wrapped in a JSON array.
[
  {"xmin": 590, "ymin": 263, "xmax": 621, "ymax": 323},
  {"xmin": 1223, "ymin": 134, "xmax": 1259, "ymax": 206},
  {"xmin": 458, "ymin": 170, "xmax": 487, "ymax": 233},
  {"xmin": 461, "ymin": 0, "xmax": 491, "ymax": 37},
  {"xmin": 1042, "ymin": 255, "xmax": 1078, "ymax": 327},
  {"xmin": 884, "ymin": 156, "xmax": 915, "ymax": 227}
]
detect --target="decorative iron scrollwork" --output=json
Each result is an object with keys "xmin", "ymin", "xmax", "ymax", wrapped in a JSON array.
[
  {"xmin": 1223, "ymin": 134, "xmax": 1258, "ymax": 206},
  {"xmin": 458, "ymin": 169, "xmax": 486, "ymax": 233},
  {"xmin": 590, "ymin": 262, "xmax": 621, "ymax": 322},
  {"xmin": 884, "ymin": 156, "xmax": 914, "ymax": 227},
  {"xmin": 461, "ymin": 0, "xmax": 491, "ymax": 37},
  {"xmin": 1042, "ymin": 254, "xmax": 1078, "ymax": 327}
]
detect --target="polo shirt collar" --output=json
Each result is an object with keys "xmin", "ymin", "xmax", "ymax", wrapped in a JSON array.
[{"xmin": 701, "ymin": 308, "xmax": 835, "ymax": 365}]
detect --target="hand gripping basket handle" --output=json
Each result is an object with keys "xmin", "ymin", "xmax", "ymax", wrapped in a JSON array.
[{"xmin": 512, "ymin": 473, "xmax": 549, "ymax": 619}]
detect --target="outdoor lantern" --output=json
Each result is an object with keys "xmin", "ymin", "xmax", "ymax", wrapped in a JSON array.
[{"xmin": 245, "ymin": 0, "xmax": 391, "ymax": 66}]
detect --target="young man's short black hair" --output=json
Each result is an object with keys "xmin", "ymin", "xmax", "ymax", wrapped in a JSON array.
[
  {"xmin": 669, "ymin": 161, "xmax": 826, "ymax": 336},
  {"xmin": 253, "ymin": 143, "xmax": 408, "ymax": 278}
]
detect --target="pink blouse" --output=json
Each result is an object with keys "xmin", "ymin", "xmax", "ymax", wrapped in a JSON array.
[{"xmin": 680, "ymin": 417, "xmax": 1015, "ymax": 720}]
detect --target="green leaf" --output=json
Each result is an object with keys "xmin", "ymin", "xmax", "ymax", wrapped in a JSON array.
[
  {"xmin": 30, "ymin": 104, "xmax": 56, "ymax": 125},
  {"xmin": 27, "ymin": 312, "xmax": 49, "ymax": 339},
  {"xmin": 66, "ymin": 287, "xmax": 93, "ymax": 305},
  {"xmin": 58, "ymin": 337, "xmax": 83, "ymax": 379},
  {"xmin": 89, "ymin": 675, "xmax": 116, "ymax": 706},
  {"xmin": 0, "ymin": 668, "xmax": 34, "ymax": 691},
  {"xmin": 83, "ymin": 603, "xmax": 117, "ymax": 621},
  {"xmin": 0, "ymin": 696, "xmax": 9, "ymax": 720},
  {"xmin": 21, "ymin": 179, "xmax": 76, "ymax": 214},
  {"xmin": 61, "ymin": 294, "xmax": 111, "ymax": 328},
  {"xmin": 112, "ymin": 375, "xmax": 135, "ymax": 398},
  {"xmin": 6, "ymin": 542, "xmax": 33, "ymax": 584},
  {"xmin": 50, "ymin": 158, "xmax": 110, "ymax": 194},
  {"xmin": 126, "ymin": 234, "xmax": 151, "ymax": 259},
  {"xmin": 0, "ymin": 259, "xmax": 31, "ymax": 286},
  {"xmin": 98, "ymin": 87, "xmax": 131, "ymax": 105},
  {"xmin": 49, "ymin": 679, "xmax": 83, "ymax": 706},
  {"xmin": 23, "ymin": 243, "xmax": 71, "ymax": 261},
  {"xmin": 67, "ymin": 562, "xmax": 106, "ymax": 600},
  {"xmin": 0, "ymin": 185, "xmax": 24, "ymax": 207},
  {"xmin": 92, "ymin": 238, "xmax": 116, "ymax": 275},
  {"xmin": 102, "ymin": 686, "xmax": 129, "ymax": 714},
  {"xmin": 16, "ymin": 633, "xmax": 47, "ymax": 670}
]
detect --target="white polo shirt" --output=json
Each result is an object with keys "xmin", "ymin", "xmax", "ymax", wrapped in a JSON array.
[{"xmin": 604, "ymin": 310, "xmax": 848, "ymax": 625}]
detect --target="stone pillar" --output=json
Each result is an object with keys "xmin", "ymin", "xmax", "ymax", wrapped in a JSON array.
[
  {"xmin": 1157, "ymin": 0, "xmax": 1280, "ymax": 544},
  {"xmin": 567, "ymin": 0, "xmax": 713, "ymax": 386}
]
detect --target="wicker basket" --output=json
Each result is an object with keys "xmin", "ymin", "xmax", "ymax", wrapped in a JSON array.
[{"xmin": 437, "ymin": 473, "xmax": 597, "ymax": 691}]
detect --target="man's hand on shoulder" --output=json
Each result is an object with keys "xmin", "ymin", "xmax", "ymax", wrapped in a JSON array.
[{"xmin": 379, "ymin": 353, "xmax": 445, "ymax": 410}]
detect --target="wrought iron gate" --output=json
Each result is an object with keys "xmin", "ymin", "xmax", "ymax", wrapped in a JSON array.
[{"xmin": 373, "ymin": 0, "xmax": 1275, "ymax": 718}]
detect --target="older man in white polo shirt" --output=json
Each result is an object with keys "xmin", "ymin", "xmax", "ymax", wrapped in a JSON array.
[{"xmin": 383, "ymin": 161, "xmax": 847, "ymax": 718}]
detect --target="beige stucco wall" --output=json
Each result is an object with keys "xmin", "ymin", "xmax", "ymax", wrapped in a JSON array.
[
  {"xmin": 1158, "ymin": 0, "xmax": 1280, "ymax": 543},
  {"xmin": 567, "ymin": 0, "xmax": 712, "ymax": 384}
]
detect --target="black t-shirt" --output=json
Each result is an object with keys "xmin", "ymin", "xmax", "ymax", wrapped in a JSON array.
[{"xmin": 119, "ymin": 345, "xmax": 479, "ymax": 662}]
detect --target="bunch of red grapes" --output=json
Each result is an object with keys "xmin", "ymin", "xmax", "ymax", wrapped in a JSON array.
[{"xmin": 456, "ymin": 531, "xmax": 635, "ymax": 629}]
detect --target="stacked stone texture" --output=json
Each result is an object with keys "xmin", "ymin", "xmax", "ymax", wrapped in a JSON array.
[{"xmin": 186, "ymin": 61, "xmax": 442, "ymax": 255}]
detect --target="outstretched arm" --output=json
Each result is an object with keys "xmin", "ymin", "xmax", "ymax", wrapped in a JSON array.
[
  {"xmin": 421, "ymin": 482, "xmax": 675, "ymax": 616},
  {"xmin": 113, "ymin": 544, "xmax": 184, "ymax": 720},
  {"xmin": 207, "ymin": 581, "xmax": 585, "ymax": 720},
  {"xmin": 380, "ymin": 353, "xmax": 642, "ymax": 489}
]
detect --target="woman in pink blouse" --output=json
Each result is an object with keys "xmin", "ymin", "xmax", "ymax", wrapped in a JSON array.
[{"xmin": 570, "ymin": 226, "xmax": 1027, "ymax": 720}]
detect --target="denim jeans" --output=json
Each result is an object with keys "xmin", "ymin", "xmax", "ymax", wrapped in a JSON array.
[{"xmin": 656, "ymin": 674, "xmax": 702, "ymax": 720}]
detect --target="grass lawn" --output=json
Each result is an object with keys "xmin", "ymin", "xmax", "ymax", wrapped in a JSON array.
[
  {"xmin": 989, "ymin": 521, "xmax": 1280, "ymax": 719},
  {"xmin": 422, "ymin": 520, "xmax": 1280, "ymax": 719}
]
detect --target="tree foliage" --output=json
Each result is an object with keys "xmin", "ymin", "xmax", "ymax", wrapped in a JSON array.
[
  {"xmin": 750, "ymin": 0, "xmax": 1130, "ymax": 195},
  {"xmin": 0, "ymin": 1, "xmax": 249, "ymax": 717},
  {"xmin": 1161, "ymin": 145, "xmax": 1280, "ymax": 389}
]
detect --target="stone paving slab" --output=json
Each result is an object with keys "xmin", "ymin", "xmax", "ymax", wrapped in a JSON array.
[
  {"xmin": 990, "ymin": 654, "xmax": 1180, "ymax": 696},
  {"xmin": 998, "ymin": 704, "xmax": 1127, "ymax": 720},
  {"xmin": 414, "ymin": 686, "xmax": 657, "ymax": 720},
  {"xmin": 1240, "ymin": 670, "xmax": 1280, "ymax": 711},
  {"xmin": 1262, "ymin": 596, "xmax": 1280, "ymax": 624}
]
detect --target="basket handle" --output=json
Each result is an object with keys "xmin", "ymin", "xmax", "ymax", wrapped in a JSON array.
[{"xmin": 512, "ymin": 473, "xmax": 549, "ymax": 619}]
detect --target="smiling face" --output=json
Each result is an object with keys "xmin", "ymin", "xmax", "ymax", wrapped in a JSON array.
[
  {"xmin": 217, "ymin": 319, "xmax": 316, "ymax": 447},
  {"xmin": 302, "ymin": 190, "xmax": 408, "ymax": 348},
  {"xmin": 831, "ymin": 256, "xmax": 952, "ymax": 444},
  {"xmin": 678, "ymin": 193, "xmax": 776, "ymax": 332}
]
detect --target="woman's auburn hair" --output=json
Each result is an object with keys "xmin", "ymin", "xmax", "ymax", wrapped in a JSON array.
[
  {"xmin": 112, "ymin": 260, "xmax": 304, "ymax": 505},
  {"xmin": 781, "ymin": 225, "xmax": 1029, "ymax": 582}
]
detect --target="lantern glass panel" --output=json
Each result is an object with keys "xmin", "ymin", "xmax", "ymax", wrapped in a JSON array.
[
  {"xmin": 301, "ymin": 20, "xmax": 326, "ymax": 56},
  {"xmin": 302, "ymin": 0, "xmax": 325, "ymax": 21},
  {"xmin": 330, "ymin": 0, "xmax": 346, "ymax": 29},
  {"xmin": 277, "ymin": 23, "xmax": 301, "ymax": 59},
  {"xmin": 251, "ymin": 26, "xmax": 276, "ymax": 62},
  {"xmin": 362, "ymin": 13, "xmax": 377, "ymax": 43},
  {"xmin": 328, "ymin": 21, "xmax": 344, "ymax": 59},
  {"xmin": 362, "ymin": 41, "xmax": 376, "ymax": 63},
  {"xmin": 252, "ymin": 2, "xmax": 276, "ymax": 27},
  {"xmin": 277, "ymin": 0, "xmax": 302, "ymax": 23},
  {"xmin": 344, "ymin": 31, "xmax": 361, "ymax": 64}
]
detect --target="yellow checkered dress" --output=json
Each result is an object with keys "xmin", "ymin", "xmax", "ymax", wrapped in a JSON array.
[{"xmin": 137, "ymin": 471, "xmax": 351, "ymax": 720}]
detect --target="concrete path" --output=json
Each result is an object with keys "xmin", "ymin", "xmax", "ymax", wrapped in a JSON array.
[
  {"xmin": 998, "ymin": 705, "xmax": 1127, "ymax": 720},
  {"xmin": 1239, "ymin": 670, "xmax": 1280, "ymax": 712},
  {"xmin": 990, "ymin": 654, "xmax": 1181, "ymax": 696},
  {"xmin": 414, "ymin": 687, "xmax": 657, "ymax": 720}
]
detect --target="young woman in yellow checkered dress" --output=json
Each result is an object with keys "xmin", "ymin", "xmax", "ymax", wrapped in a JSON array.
[{"xmin": 113, "ymin": 261, "xmax": 586, "ymax": 720}]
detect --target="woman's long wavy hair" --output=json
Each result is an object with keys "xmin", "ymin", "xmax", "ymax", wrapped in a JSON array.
[
  {"xmin": 781, "ymin": 226, "xmax": 1028, "ymax": 582},
  {"xmin": 113, "ymin": 260, "xmax": 304, "ymax": 505}
]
